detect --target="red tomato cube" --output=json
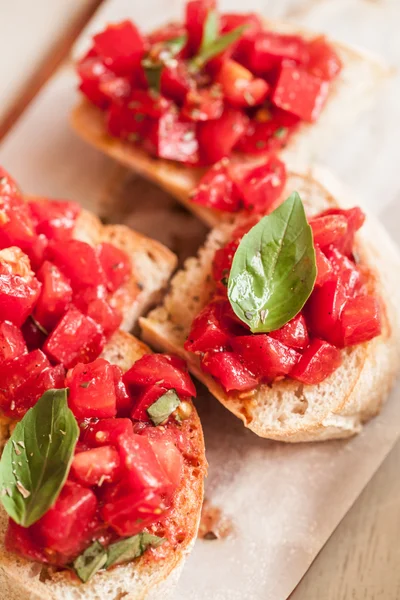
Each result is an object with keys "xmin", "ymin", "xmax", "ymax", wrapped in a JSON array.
[
  {"xmin": 146, "ymin": 110, "xmax": 199, "ymax": 164},
  {"xmin": 212, "ymin": 238, "xmax": 240, "ymax": 286},
  {"xmin": 292, "ymin": 338, "xmax": 342, "ymax": 384},
  {"xmin": 66, "ymin": 358, "xmax": 117, "ymax": 419},
  {"xmin": 130, "ymin": 384, "xmax": 169, "ymax": 422},
  {"xmin": 0, "ymin": 195, "xmax": 36, "ymax": 255},
  {"xmin": 44, "ymin": 307, "xmax": 105, "ymax": 368},
  {"xmin": 234, "ymin": 106, "xmax": 300, "ymax": 154},
  {"xmin": 93, "ymin": 21, "xmax": 146, "ymax": 76},
  {"xmin": 314, "ymin": 246, "xmax": 335, "ymax": 286},
  {"xmin": 47, "ymin": 239, "xmax": 106, "ymax": 291},
  {"xmin": 216, "ymin": 60, "xmax": 269, "ymax": 108},
  {"xmin": 197, "ymin": 107, "xmax": 248, "ymax": 164},
  {"xmin": 110, "ymin": 364, "xmax": 132, "ymax": 416},
  {"xmin": 341, "ymin": 295, "xmax": 382, "ymax": 346},
  {"xmin": 123, "ymin": 354, "xmax": 196, "ymax": 398},
  {"xmin": 320, "ymin": 207, "xmax": 365, "ymax": 256},
  {"xmin": 191, "ymin": 160, "xmax": 242, "ymax": 213},
  {"xmin": 71, "ymin": 446, "xmax": 121, "ymax": 486},
  {"xmin": 0, "ymin": 248, "xmax": 41, "ymax": 326},
  {"xmin": 86, "ymin": 298, "xmax": 122, "ymax": 339},
  {"xmin": 248, "ymin": 31, "xmax": 309, "ymax": 74},
  {"xmin": 0, "ymin": 321, "xmax": 27, "ymax": 363},
  {"xmin": 231, "ymin": 156, "xmax": 287, "ymax": 213},
  {"xmin": 161, "ymin": 61, "xmax": 193, "ymax": 103},
  {"xmin": 307, "ymin": 36, "xmax": 342, "ymax": 81},
  {"xmin": 185, "ymin": 0, "xmax": 216, "ymax": 54},
  {"xmin": 34, "ymin": 261, "xmax": 73, "ymax": 331},
  {"xmin": 5, "ymin": 521, "xmax": 48, "ymax": 564},
  {"xmin": 272, "ymin": 62, "xmax": 329, "ymax": 122},
  {"xmin": 232, "ymin": 335, "xmax": 300, "ymax": 381},
  {"xmin": 97, "ymin": 242, "xmax": 131, "ymax": 292},
  {"xmin": 185, "ymin": 300, "xmax": 231, "ymax": 353},
  {"xmin": 148, "ymin": 436, "xmax": 183, "ymax": 490},
  {"xmin": 182, "ymin": 87, "xmax": 224, "ymax": 121},
  {"xmin": 306, "ymin": 278, "xmax": 347, "ymax": 347},
  {"xmin": 28, "ymin": 199, "xmax": 81, "ymax": 242},
  {"xmin": 31, "ymin": 481, "xmax": 97, "ymax": 560},
  {"xmin": 201, "ymin": 350, "xmax": 259, "ymax": 392},
  {"xmin": 83, "ymin": 418, "xmax": 133, "ymax": 447},
  {"xmin": 269, "ymin": 313, "xmax": 309, "ymax": 349},
  {"xmin": 310, "ymin": 214, "xmax": 348, "ymax": 248}
]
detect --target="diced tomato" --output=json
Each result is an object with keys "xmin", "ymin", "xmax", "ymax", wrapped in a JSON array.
[
  {"xmin": 220, "ymin": 13, "xmax": 262, "ymax": 60},
  {"xmin": 39, "ymin": 364, "xmax": 66, "ymax": 392},
  {"xmin": 212, "ymin": 238, "xmax": 240, "ymax": 285},
  {"xmin": 93, "ymin": 21, "xmax": 146, "ymax": 76},
  {"xmin": 83, "ymin": 418, "xmax": 133, "ymax": 447},
  {"xmin": 34, "ymin": 261, "xmax": 73, "ymax": 331},
  {"xmin": 269, "ymin": 313, "xmax": 309, "ymax": 349},
  {"xmin": 5, "ymin": 521, "xmax": 49, "ymax": 565},
  {"xmin": 28, "ymin": 233, "xmax": 48, "ymax": 271},
  {"xmin": 235, "ymin": 106, "xmax": 300, "ymax": 154},
  {"xmin": 310, "ymin": 214, "xmax": 348, "ymax": 248},
  {"xmin": 341, "ymin": 295, "xmax": 381, "ymax": 346},
  {"xmin": 0, "ymin": 195, "xmax": 36, "ymax": 255},
  {"xmin": 272, "ymin": 62, "xmax": 329, "ymax": 122},
  {"xmin": 79, "ymin": 80, "xmax": 110, "ymax": 109},
  {"xmin": 73, "ymin": 283, "xmax": 107, "ymax": 313},
  {"xmin": 232, "ymin": 335, "xmax": 300, "ymax": 381},
  {"xmin": 0, "ymin": 247, "xmax": 41, "ymax": 327},
  {"xmin": 182, "ymin": 87, "xmax": 224, "ymax": 121},
  {"xmin": 149, "ymin": 436, "xmax": 183, "ymax": 490},
  {"xmin": 201, "ymin": 350, "xmax": 259, "ymax": 392},
  {"xmin": 111, "ymin": 364, "xmax": 132, "ymax": 416},
  {"xmin": 307, "ymin": 36, "xmax": 342, "ymax": 81},
  {"xmin": 129, "ymin": 89, "xmax": 172, "ymax": 119},
  {"xmin": 47, "ymin": 239, "xmax": 106, "ymax": 291},
  {"xmin": 191, "ymin": 160, "xmax": 241, "ymax": 213},
  {"xmin": 161, "ymin": 61, "xmax": 193, "ymax": 103},
  {"xmin": 86, "ymin": 298, "xmax": 122, "ymax": 339},
  {"xmin": 30, "ymin": 481, "xmax": 97, "ymax": 561},
  {"xmin": 291, "ymin": 338, "xmax": 342, "ymax": 384},
  {"xmin": 197, "ymin": 107, "xmax": 248, "ymax": 164},
  {"xmin": 314, "ymin": 246, "xmax": 334, "ymax": 286},
  {"xmin": 185, "ymin": 300, "xmax": 231, "ymax": 353},
  {"xmin": 101, "ymin": 480, "xmax": 166, "ymax": 537},
  {"xmin": 0, "ymin": 349, "xmax": 52, "ymax": 418},
  {"xmin": 28, "ymin": 199, "xmax": 80, "ymax": 241},
  {"xmin": 306, "ymin": 278, "xmax": 347, "ymax": 347},
  {"xmin": 185, "ymin": 0, "xmax": 216, "ymax": 54},
  {"xmin": 130, "ymin": 384, "xmax": 169, "ymax": 422},
  {"xmin": 71, "ymin": 446, "xmax": 121, "ymax": 486},
  {"xmin": 216, "ymin": 59, "xmax": 269, "ymax": 108},
  {"xmin": 123, "ymin": 354, "xmax": 196, "ymax": 398},
  {"xmin": 325, "ymin": 247, "xmax": 363, "ymax": 294},
  {"xmin": 106, "ymin": 100, "xmax": 152, "ymax": 140},
  {"xmin": 44, "ymin": 307, "xmax": 105, "ymax": 368},
  {"xmin": 97, "ymin": 242, "xmax": 131, "ymax": 292},
  {"xmin": 231, "ymin": 156, "xmax": 286, "ymax": 213},
  {"xmin": 99, "ymin": 76, "xmax": 132, "ymax": 103},
  {"xmin": 66, "ymin": 358, "xmax": 117, "ymax": 419},
  {"xmin": 0, "ymin": 321, "xmax": 27, "ymax": 363},
  {"xmin": 0, "ymin": 166, "xmax": 21, "ymax": 197},
  {"xmin": 248, "ymin": 31, "xmax": 309, "ymax": 74},
  {"xmin": 76, "ymin": 55, "xmax": 114, "ymax": 108},
  {"xmin": 146, "ymin": 109, "xmax": 199, "ymax": 164},
  {"xmin": 320, "ymin": 207, "xmax": 365, "ymax": 256}
]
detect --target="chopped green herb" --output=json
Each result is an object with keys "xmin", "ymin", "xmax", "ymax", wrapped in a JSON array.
[
  {"xmin": 72, "ymin": 541, "xmax": 107, "ymax": 583},
  {"xmin": 274, "ymin": 126, "xmax": 288, "ymax": 139},
  {"xmin": 190, "ymin": 24, "xmax": 248, "ymax": 71},
  {"xmin": 147, "ymin": 390, "xmax": 181, "ymax": 426}
]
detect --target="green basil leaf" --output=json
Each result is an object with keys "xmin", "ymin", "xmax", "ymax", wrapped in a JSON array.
[
  {"xmin": 0, "ymin": 389, "xmax": 79, "ymax": 527},
  {"xmin": 72, "ymin": 541, "xmax": 108, "ymax": 583},
  {"xmin": 228, "ymin": 192, "xmax": 316, "ymax": 333},
  {"xmin": 165, "ymin": 34, "xmax": 187, "ymax": 55},
  {"xmin": 147, "ymin": 389, "xmax": 181, "ymax": 426},
  {"xmin": 199, "ymin": 9, "xmax": 219, "ymax": 53},
  {"xmin": 191, "ymin": 24, "xmax": 248, "ymax": 71},
  {"xmin": 142, "ymin": 58, "xmax": 163, "ymax": 93},
  {"xmin": 105, "ymin": 533, "xmax": 165, "ymax": 569}
]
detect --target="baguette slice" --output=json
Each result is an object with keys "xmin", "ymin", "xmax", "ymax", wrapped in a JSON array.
[
  {"xmin": 140, "ymin": 168, "xmax": 400, "ymax": 442},
  {"xmin": 29, "ymin": 197, "xmax": 178, "ymax": 332},
  {"xmin": 0, "ymin": 329, "xmax": 206, "ymax": 600},
  {"xmin": 71, "ymin": 20, "xmax": 388, "ymax": 228}
]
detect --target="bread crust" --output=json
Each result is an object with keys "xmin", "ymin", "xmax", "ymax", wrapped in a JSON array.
[
  {"xmin": 71, "ymin": 22, "xmax": 388, "ymax": 227},
  {"xmin": 140, "ymin": 169, "xmax": 400, "ymax": 442},
  {"xmin": 0, "ymin": 329, "xmax": 207, "ymax": 600}
]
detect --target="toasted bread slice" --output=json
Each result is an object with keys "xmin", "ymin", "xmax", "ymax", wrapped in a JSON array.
[
  {"xmin": 28, "ymin": 198, "xmax": 177, "ymax": 332},
  {"xmin": 140, "ymin": 168, "xmax": 400, "ymax": 442},
  {"xmin": 71, "ymin": 21, "xmax": 387, "ymax": 228},
  {"xmin": 0, "ymin": 329, "xmax": 207, "ymax": 600}
]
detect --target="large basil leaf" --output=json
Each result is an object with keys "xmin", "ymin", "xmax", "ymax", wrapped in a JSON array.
[
  {"xmin": 228, "ymin": 193, "xmax": 316, "ymax": 333},
  {"xmin": 147, "ymin": 389, "xmax": 181, "ymax": 426},
  {"xmin": 0, "ymin": 389, "xmax": 79, "ymax": 527},
  {"xmin": 191, "ymin": 24, "xmax": 248, "ymax": 71}
]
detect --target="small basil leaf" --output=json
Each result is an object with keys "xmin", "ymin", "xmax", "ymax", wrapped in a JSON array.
[
  {"xmin": 228, "ymin": 192, "xmax": 317, "ymax": 333},
  {"xmin": 199, "ymin": 9, "xmax": 219, "ymax": 53},
  {"xmin": 105, "ymin": 533, "xmax": 165, "ymax": 569},
  {"xmin": 73, "ymin": 541, "xmax": 108, "ymax": 583},
  {"xmin": 165, "ymin": 34, "xmax": 187, "ymax": 55},
  {"xmin": 142, "ymin": 58, "xmax": 163, "ymax": 93},
  {"xmin": 147, "ymin": 390, "xmax": 181, "ymax": 426},
  {"xmin": 0, "ymin": 389, "xmax": 79, "ymax": 527},
  {"xmin": 191, "ymin": 24, "xmax": 248, "ymax": 71}
]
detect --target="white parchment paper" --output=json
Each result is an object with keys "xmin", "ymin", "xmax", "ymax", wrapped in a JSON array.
[{"xmin": 0, "ymin": 1, "xmax": 399, "ymax": 598}]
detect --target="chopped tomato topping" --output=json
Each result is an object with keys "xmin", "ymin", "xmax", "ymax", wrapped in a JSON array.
[{"xmin": 201, "ymin": 350, "xmax": 259, "ymax": 392}]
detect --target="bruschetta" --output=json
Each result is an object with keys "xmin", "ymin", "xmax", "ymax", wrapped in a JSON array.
[
  {"xmin": 140, "ymin": 168, "xmax": 400, "ymax": 442},
  {"xmin": 71, "ymin": 0, "xmax": 387, "ymax": 226}
]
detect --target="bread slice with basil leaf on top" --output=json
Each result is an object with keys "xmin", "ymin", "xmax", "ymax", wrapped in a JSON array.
[
  {"xmin": 0, "ymin": 330, "xmax": 206, "ymax": 600},
  {"xmin": 140, "ymin": 168, "xmax": 400, "ymax": 442},
  {"xmin": 71, "ymin": 4, "xmax": 387, "ymax": 228}
]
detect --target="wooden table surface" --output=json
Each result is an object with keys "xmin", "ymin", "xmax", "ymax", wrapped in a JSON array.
[{"xmin": 1, "ymin": 1, "xmax": 399, "ymax": 598}]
